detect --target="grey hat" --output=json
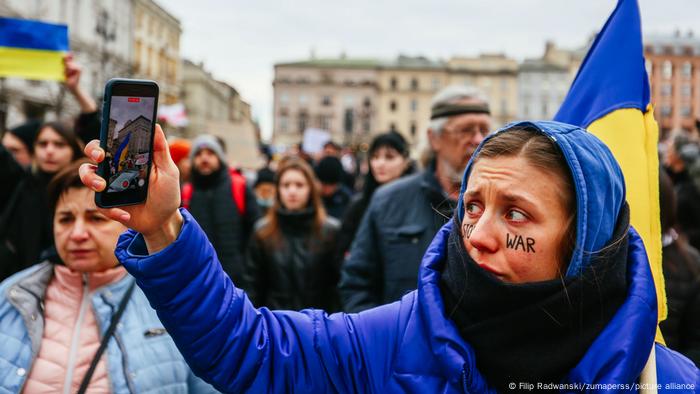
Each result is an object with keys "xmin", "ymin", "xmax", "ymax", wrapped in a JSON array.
[{"xmin": 190, "ymin": 134, "xmax": 226, "ymax": 163}]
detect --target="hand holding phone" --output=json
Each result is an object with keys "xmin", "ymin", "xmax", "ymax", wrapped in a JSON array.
[{"xmin": 80, "ymin": 124, "xmax": 183, "ymax": 253}]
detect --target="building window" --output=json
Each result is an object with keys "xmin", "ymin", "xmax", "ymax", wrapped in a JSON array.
[
  {"xmin": 363, "ymin": 97, "xmax": 371, "ymax": 107},
  {"xmin": 500, "ymin": 79, "xmax": 508, "ymax": 92},
  {"xmin": 410, "ymin": 78, "xmax": 419, "ymax": 91},
  {"xmin": 344, "ymin": 109, "xmax": 353, "ymax": 133},
  {"xmin": 682, "ymin": 62, "xmax": 693, "ymax": 78},
  {"xmin": 662, "ymin": 61, "xmax": 673, "ymax": 79},
  {"xmin": 682, "ymin": 84, "xmax": 692, "ymax": 97},
  {"xmin": 280, "ymin": 116, "xmax": 288, "ymax": 133},
  {"xmin": 362, "ymin": 117, "xmax": 371, "ymax": 133},
  {"xmin": 344, "ymin": 95, "xmax": 354, "ymax": 106},
  {"xmin": 410, "ymin": 122, "xmax": 417, "ymax": 138},
  {"xmin": 410, "ymin": 99, "xmax": 417, "ymax": 112},
  {"xmin": 432, "ymin": 78, "xmax": 440, "ymax": 90},
  {"xmin": 320, "ymin": 115, "xmax": 331, "ymax": 130},
  {"xmin": 660, "ymin": 105, "xmax": 672, "ymax": 117},
  {"xmin": 299, "ymin": 94, "xmax": 308, "ymax": 105},
  {"xmin": 390, "ymin": 100, "xmax": 397, "ymax": 112},
  {"xmin": 390, "ymin": 77, "xmax": 398, "ymax": 91},
  {"xmin": 661, "ymin": 84, "xmax": 672, "ymax": 96},
  {"xmin": 280, "ymin": 93, "xmax": 290, "ymax": 105},
  {"xmin": 321, "ymin": 95, "xmax": 332, "ymax": 106},
  {"xmin": 298, "ymin": 111, "xmax": 308, "ymax": 133},
  {"xmin": 681, "ymin": 106, "xmax": 691, "ymax": 117}
]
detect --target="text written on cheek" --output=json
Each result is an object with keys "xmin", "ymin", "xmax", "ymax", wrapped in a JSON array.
[
  {"xmin": 462, "ymin": 223, "xmax": 475, "ymax": 239},
  {"xmin": 506, "ymin": 233, "xmax": 536, "ymax": 253}
]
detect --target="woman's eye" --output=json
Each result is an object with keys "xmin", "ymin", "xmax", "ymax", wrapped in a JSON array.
[
  {"xmin": 465, "ymin": 202, "xmax": 482, "ymax": 215},
  {"xmin": 58, "ymin": 216, "xmax": 73, "ymax": 224},
  {"xmin": 506, "ymin": 209, "xmax": 528, "ymax": 222}
]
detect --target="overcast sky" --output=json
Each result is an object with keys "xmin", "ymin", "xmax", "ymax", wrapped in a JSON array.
[
  {"xmin": 164, "ymin": 0, "xmax": 700, "ymax": 141},
  {"xmin": 110, "ymin": 96, "xmax": 155, "ymax": 132}
]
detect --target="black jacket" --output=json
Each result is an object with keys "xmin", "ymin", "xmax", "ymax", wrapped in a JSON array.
[
  {"xmin": 322, "ymin": 184, "xmax": 353, "ymax": 220},
  {"xmin": 660, "ymin": 237, "xmax": 700, "ymax": 366},
  {"xmin": 334, "ymin": 163, "xmax": 417, "ymax": 269},
  {"xmin": 187, "ymin": 167, "xmax": 260, "ymax": 282},
  {"xmin": 338, "ymin": 164, "xmax": 456, "ymax": 312},
  {"xmin": 0, "ymin": 146, "xmax": 54, "ymax": 281},
  {"xmin": 671, "ymin": 170, "xmax": 700, "ymax": 252},
  {"xmin": 242, "ymin": 209, "xmax": 340, "ymax": 311}
]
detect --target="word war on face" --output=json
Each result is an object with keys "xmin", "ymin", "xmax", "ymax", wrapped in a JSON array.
[
  {"xmin": 506, "ymin": 232, "xmax": 535, "ymax": 253},
  {"xmin": 461, "ymin": 223, "xmax": 536, "ymax": 254}
]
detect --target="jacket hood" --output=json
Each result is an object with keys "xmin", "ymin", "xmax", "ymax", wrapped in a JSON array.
[{"xmin": 456, "ymin": 120, "xmax": 626, "ymax": 276}]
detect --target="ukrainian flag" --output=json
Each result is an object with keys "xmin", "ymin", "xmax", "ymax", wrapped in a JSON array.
[
  {"xmin": 0, "ymin": 17, "xmax": 69, "ymax": 81},
  {"xmin": 114, "ymin": 133, "xmax": 132, "ymax": 172},
  {"xmin": 554, "ymin": 0, "xmax": 665, "ymax": 332}
]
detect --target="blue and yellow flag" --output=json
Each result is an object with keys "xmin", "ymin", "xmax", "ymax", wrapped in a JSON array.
[
  {"xmin": 555, "ymin": 0, "xmax": 665, "ymax": 331},
  {"xmin": 114, "ymin": 133, "xmax": 131, "ymax": 172},
  {"xmin": 0, "ymin": 17, "xmax": 68, "ymax": 81}
]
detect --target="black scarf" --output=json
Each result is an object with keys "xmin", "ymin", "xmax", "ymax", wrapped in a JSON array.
[
  {"xmin": 439, "ymin": 205, "xmax": 630, "ymax": 391},
  {"xmin": 191, "ymin": 165, "xmax": 225, "ymax": 189},
  {"xmin": 276, "ymin": 206, "xmax": 315, "ymax": 234}
]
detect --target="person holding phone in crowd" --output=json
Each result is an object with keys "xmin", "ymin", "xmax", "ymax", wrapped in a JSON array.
[{"xmin": 78, "ymin": 121, "xmax": 698, "ymax": 392}]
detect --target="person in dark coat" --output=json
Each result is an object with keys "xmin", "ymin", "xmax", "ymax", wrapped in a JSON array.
[
  {"xmin": 659, "ymin": 167, "xmax": 700, "ymax": 366},
  {"xmin": 253, "ymin": 167, "xmax": 275, "ymax": 215},
  {"xmin": 664, "ymin": 132, "xmax": 700, "ymax": 252},
  {"xmin": 315, "ymin": 156, "xmax": 353, "ymax": 220},
  {"xmin": 185, "ymin": 135, "xmax": 260, "ymax": 282},
  {"xmin": 339, "ymin": 85, "xmax": 491, "ymax": 312},
  {"xmin": 1, "ymin": 122, "xmax": 84, "ymax": 281},
  {"xmin": 334, "ymin": 131, "xmax": 415, "ymax": 267},
  {"xmin": 242, "ymin": 157, "xmax": 340, "ymax": 311}
]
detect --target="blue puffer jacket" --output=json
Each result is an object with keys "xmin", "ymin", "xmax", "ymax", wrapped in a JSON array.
[
  {"xmin": 0, "ymin": 262, "xmax": 218, "ymax": 393},
  {"xmin": 117, "ymin": 121, "xmax": 700, "ymax": 392}
]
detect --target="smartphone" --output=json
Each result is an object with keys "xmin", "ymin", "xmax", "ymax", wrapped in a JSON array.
[{"xmin": 95, "ymin": 78, "xmax": 159, "ymax": 208}]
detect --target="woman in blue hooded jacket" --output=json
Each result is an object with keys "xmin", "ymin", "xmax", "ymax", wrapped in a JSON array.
[{"xmin": 79, "ymin": 122, "xmax": 699, "ymax": 392}]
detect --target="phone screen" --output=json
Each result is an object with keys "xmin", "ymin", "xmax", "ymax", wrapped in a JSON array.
[
  {"xmin": 104, "ymin": 96, "xmax": 155, "ymax": 194},
  {"xmin": 96, "ymin": 79, "xmax": 158, "ymax": 208}
]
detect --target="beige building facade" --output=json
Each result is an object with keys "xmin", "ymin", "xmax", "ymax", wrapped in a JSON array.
[
  {"xmin": 375, "ymin": 56, "xmax": 447, "ymax": 149},
  {"xmin": 181, "ymin": 60, "xmax": 259, "ymax": 166},
  {"xmin": 132, "ymin": 0, "xmax": 182, "ymax": 105},
  {"xmin": 645, "ymin": 31, "xmax": 700, "ymax": 137},
  {"xmin": 446, "ymin": 54, "xmax": 519, "ymax": 128},
  {"xmin": 272, "ymin": 54, "xmax": 521, "ymax": 152},
  {"xmin": 272, "ymin": 59, "xmax": 380, "ymax": 148}
]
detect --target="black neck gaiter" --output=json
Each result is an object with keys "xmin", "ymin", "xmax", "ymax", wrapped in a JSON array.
[
  {"xmin": 192, "ymin": 165, "xmax": 225, "ymax": 189},
  {"xmin": 439, "ymin": 206, "xmax": 630, "ymax": 391}
]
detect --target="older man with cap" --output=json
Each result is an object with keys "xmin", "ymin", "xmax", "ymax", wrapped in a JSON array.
[{"xmin": 339, "ymin": 85, "xmax": 491, "ymax": 312}]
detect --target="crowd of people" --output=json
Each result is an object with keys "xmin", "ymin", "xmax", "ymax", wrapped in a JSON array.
[{"xmin": 1, "ymin": 54, "xmax": 700, "ymax": 391}]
